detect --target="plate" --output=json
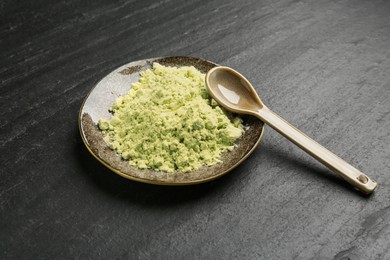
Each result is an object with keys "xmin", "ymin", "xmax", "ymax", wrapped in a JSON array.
[{"xmin": 78, "ymin": 56, "xmax": 264, "ymax": 185}]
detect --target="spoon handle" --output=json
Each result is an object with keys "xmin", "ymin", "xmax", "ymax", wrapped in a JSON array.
[{"xmin": 257, "ymin": 106, "xmax": 377, "ymax": 194}]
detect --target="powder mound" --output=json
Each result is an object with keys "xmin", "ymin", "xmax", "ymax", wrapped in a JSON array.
[{"xmin": 98, "ymin": 63, "xmax": 244, "ymax": 173}]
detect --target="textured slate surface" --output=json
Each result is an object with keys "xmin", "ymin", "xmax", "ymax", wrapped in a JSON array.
[{"xmin": 1, "ymin": 0, "xmax": 389, "ymax": 259}]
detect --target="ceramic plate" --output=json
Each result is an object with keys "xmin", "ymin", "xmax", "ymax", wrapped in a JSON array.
[{"xmin": 78, "ymin": 56, "xmax": 264, "ymax": 185}]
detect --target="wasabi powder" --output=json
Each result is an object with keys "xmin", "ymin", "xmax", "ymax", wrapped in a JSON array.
[{"xmin": 98, "ymin": 63, "xmax": 244, "ymax": 173}]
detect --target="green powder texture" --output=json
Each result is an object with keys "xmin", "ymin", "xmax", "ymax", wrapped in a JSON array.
[{"xmin": 98, "ymin": 63, "xmax": 244, "ymax": 173}]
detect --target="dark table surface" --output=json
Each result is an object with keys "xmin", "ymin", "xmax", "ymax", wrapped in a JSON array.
[{"xmin": 1, "ymin": 0, "xmax": 390, "ymax": 259}]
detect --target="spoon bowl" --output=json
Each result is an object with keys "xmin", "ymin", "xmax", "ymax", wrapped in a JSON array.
[
  {"xmin": 206, "ymin": 66, "xmax": 264, "ymax": 113},
  {"xmin": 206, "ymin": 66, "xmax": 378, "ymax": 194}
]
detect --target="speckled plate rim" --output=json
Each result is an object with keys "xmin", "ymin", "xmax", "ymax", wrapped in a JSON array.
[{"xmin": 78, "ymin": 56, "xmax": 264, "ymax": 185}]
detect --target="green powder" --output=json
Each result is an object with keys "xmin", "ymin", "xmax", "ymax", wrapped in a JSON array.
[{"xmin": 98, "ymin": 63, "xmax": 244, "ymax": 173}]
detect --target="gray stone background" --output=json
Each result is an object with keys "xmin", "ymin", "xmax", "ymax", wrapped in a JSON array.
[{"xmin": 1, "ymin": 0, "xmax": 389, "ymax": 259}]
